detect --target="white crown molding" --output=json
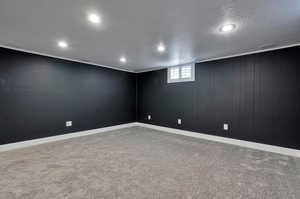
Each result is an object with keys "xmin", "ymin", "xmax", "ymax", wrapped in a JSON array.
[
  {"xmin": 135, "ymin": 42, "xmax": 300, "ymax": 73},
  {"xmin": 197, "ymin": 42, "xmax": 300, "ymax": 64},
  {"xmin": 136, "ymin": 123, "xmax": 300, "ymax": 158},
  {"xmin": 0, "ymin": 44, "xmax": 135, "ymax": 73},
  {"xmin": 0, "ymin": 122, "xmax": 138, "ymax": 152},
  {"xmin": 2, "ymin": 42, "xmax": 300, "ymax": 74}
]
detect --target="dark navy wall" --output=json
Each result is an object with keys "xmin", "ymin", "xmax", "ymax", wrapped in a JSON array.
[
  {"xmin": 137, "ymin": 46, "xmax": 300, "ymax": 150},
  {"xmin": 1, "ymin": 46, "xmax": 300, "ymax": 149},
  {"xmin": 0, "ymin": 47, "xmax": 136, "ymax": 144}
]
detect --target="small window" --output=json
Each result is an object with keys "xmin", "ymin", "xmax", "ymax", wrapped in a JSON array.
[
  {"xmin": 181, "ymin": 65, "xmax": 192, "ymax": 78},
  {"xmin": 167, "ymin": 64, "xmax": 195, "ymax": 83},
  {"xmin": 170, "ymin": 67, "xmax": 180, "ymax": 80}
]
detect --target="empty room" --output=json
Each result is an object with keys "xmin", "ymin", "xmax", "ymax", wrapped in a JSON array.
[{"xmin": 0, "ymin": 0, "xmax": 300, "ymax": 198}]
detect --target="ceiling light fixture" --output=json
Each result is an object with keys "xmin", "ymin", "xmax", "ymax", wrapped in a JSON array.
[
  {"xmin": 57, "ymin": 40, "xmax": 68, "ymax": 49},
  {"xmin": 120, "ymin": 56, "xmax": 127, "ymax": 63},
  {"xmin": 157, "ymin": 43, "xmax": 166, "ymax": 53},
  {"xmin": 88, "ymin": 13, "xmax": 101, "ymax": 24},
  {"xmin": 220, "ymin": 24, "xmax": 236, "ymax": 33}
]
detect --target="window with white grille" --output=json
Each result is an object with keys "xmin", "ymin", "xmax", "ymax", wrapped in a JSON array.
[
  {"xmin": 167, "ymin": 64, "xmax": 195, "ymax": 83},
  {"xmin": 170, "ymin": 67, "xmax": 180, "ymax": 80},
  {"xmin": 181, "ymin": 65, "xmax": 192, "ymax": 78}
]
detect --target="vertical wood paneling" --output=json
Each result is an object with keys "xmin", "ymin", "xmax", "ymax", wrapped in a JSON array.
[
  {"xmin": 138, "ymin": 46, "xmax": 300, "ymax": 149},
  {"xmin": 0, "ymin": 48, "xmax": 136, "ymax": 144}
]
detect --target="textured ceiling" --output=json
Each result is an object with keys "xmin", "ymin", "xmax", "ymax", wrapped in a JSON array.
[{"xmin": 0, "ymin": 0, "xmax": 300, "ymax": 72}]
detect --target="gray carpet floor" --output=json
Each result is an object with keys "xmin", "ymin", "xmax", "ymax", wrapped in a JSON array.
[{"xmin": 0, "ymin": 127, "xmax": 299, "ymax": 199}]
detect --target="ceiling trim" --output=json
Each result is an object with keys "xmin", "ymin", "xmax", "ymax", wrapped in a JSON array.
[
  {"xmin": 134, "ymin": 61, "xmax": 197, "ymax": 73},
  {"xmin": 1, "ymin": 42, "xmax": 300, "ymax": 74},
  {"xmin": 135, "ymin": 42, "xmax": 300, "ymax": 73},
  {"xmin": 0, "ymin": 44, "xmax": 135, "ymax": 73},
  {"xmin": 197, "ymin": 42, "xmax": 300, "ymax": 64}
]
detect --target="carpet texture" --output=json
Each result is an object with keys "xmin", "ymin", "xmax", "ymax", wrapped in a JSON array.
[{"xmin": 0, "ymin": 127, "xmax": 299, "ymax": 199}]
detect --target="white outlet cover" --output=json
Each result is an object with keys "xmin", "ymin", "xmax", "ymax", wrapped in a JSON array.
[
  {"xmin": 223, "ymin": 123, "xmax": 229, "ymax": 131},
  {"xmin": 148, "ymin": 115, "xmax": 151, "ymax": 120},
  {"xmin": 178, "ymin": 119, "xmax": 182, "ymax": 125},
  {"xmin": 66, "ymin": 121, "xmax": 72, "ymax": 127}
]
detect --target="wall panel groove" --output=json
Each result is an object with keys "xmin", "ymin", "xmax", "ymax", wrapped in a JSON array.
[
  {"xmin": 137, "ymin": 46, "xmax": 300, "ymax": 150},
  {"xmin": 0, "ymin": 47, "xmax": 136, "ymax": 144}
]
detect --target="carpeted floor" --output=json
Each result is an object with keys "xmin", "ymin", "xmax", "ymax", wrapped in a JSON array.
[{"xmin": 0, "ymin": 127, "xmax": 299, "ymax": 199}]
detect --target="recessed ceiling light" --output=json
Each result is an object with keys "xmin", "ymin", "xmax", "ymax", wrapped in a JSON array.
[
  {"xmin": 57, "ymin": 40, "xmax": 68, "ymax": 49},
  {"xmin": 120, "ymin": 56, "xmax": 127, "ymax": 63},
  {"xmin": 88, "ymin": 13, "xmax": 101, "ymax": 24},
  {"xmin": 220, "ymin": 24, "xmax": 236, "ymax": 33},
  {"xmin": 157, "ymin": 43, "xmax": 166, "ymax": 53}
]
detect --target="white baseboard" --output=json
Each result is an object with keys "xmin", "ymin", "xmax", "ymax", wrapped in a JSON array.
[
  {"xmin": 0, "ymin": 123, "xmax": 137, "ymax": 152},
  {"xmin": 136, "ymin": 122, "xmax": 300, "ymax": 158},
  {"xmin": 1, "ymin": 122, "xmax": 299, "ymax": 158}
]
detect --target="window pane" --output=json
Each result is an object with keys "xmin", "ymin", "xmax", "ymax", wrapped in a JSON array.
[
  {"xmin": 167, "ymin": 64, "xmax": 195, "ymax": 83},
  {"xmin": 181, "ymin": 65, "xmax": 192, "ymax": 78},
  {"xmin": 170, "ymin": 67, "xmax": 180, "ymax": 79}
]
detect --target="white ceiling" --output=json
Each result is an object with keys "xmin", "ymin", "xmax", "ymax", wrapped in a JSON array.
[{"xmin": 0, "ymin": 0, "xmax": 300, "ymax": 72}]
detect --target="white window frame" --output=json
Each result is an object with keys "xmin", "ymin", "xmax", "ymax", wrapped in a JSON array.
[
  {"xmin": 167, "ymin": 63, "xmax": 195, "ymax": 83},
  {"xmin": 169, "ymin": 67, "xmax": 180, "ymax": 81}
]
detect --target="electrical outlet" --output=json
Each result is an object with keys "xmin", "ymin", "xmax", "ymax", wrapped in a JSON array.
[
  {"xmin": 223, "ymin": 123, "xmax": 229, "ymax": 131},
  {"xmin": 178, "ymin": 119, "xmax": 182, "ymax": 125},
  {"xmin": 148, "ymin": 115, "xmax": 151, "ymax": 120},
  {"xmin": 66, "ymin": 121, "xmax": 72, "ymax": 127}
]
